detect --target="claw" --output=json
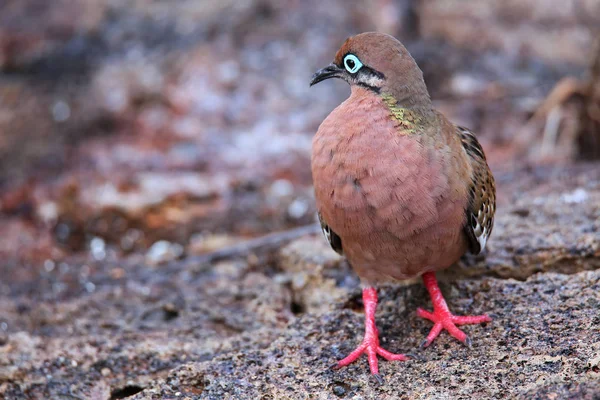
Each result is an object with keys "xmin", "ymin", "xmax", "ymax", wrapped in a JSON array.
[
  {"xmin": 373, "ymin": 374, "xmax": 385, "ymax": 385},
  {"xmin": 465, "ymin": 336, "xmax": 472, "ymax": 349},
  {"xmin": 406, "ymin": 352, "xmax": 425, "ymax": 361}
]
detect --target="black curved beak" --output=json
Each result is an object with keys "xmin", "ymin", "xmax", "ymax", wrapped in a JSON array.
[{"xmin": 310, "ymin": 63, "xmax": 343, "ymax": 86}]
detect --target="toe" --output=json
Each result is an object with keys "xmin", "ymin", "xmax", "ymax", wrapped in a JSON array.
[
  {"xmin": 444, "ymin": 321, "xmax": 468, "ymax": 343},
  {"xmin": 452, "ymin": 314, "xmax": 492, "ymax": 325},
  {"xmin": 337, "ymin": 343, "xmax": 367, "ymax": 368},
  {"xmin": 416, "ymin": 308, "xmax": 435, "ymax": 321},
  {"xmin": 423, "ymin": 322, "xmax": 443, "ymax": 348},
  {"xmin": 376, "ymin": 347, "xmax": 409, "ymax": 361},
  {"xmin": 366, "ymin": 347, "xmax": 380, "ymax": 375}
]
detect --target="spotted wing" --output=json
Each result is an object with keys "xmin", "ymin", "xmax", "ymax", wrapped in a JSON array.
[
  {"xmin": 458, "ymin": 126, "xmax": 496, "ymax": 255},
  {"xmin": 318, "ymin": 212, "xmax": 343, "ymax": 255}
]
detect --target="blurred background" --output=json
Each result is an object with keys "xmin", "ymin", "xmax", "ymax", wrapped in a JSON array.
[
  {"xmin": 1, "ymin": 0, "xmax": 599, "ymax": 269},
  {"xmin": 1, "ymin": 1, "xmax": 600, "ymax": 397}
]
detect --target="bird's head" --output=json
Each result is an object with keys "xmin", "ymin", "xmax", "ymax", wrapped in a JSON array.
[{"xmin": 310, "ymin": 32, "xmax": 431, "ymax": 108}]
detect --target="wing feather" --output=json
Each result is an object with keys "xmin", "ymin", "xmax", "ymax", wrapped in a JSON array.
[
  {"xmin": 458, "ymin": 126, "xmax": 496, "ymax": 255},
  {"xmin": 318, "ymin": 212, "xmax": 343, "ymax": 255}
]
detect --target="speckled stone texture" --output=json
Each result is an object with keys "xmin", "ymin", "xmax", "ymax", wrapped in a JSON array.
[{"xmin": 1, "ymin": 164, "xmax": 599, "ymax": 399}]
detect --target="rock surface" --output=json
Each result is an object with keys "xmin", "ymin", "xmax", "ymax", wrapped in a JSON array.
[{"xmin": 1, "ymin": 164, "xmax": 599, "ymax": 399}]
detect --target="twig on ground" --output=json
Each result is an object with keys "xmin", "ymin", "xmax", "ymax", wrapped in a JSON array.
[{"xmin": 165, "ymin": 224, "xmax": 321, "ymax": 272}]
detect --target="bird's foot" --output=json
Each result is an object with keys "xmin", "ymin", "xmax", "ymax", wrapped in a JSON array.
[
  {"xmin": 417, "ymin": 272, "xmax": 492, "ymax": 348},
  {"xmin": 416, "ymin": 307, "xmax": 491, "ymax": 348},
  {"xmin": 334, "ymin": 287, "xmax": 409, "ymax": 380},
  {"xmin": 335, "ymin": 335, "xmax": 409, "ymax": 377}
]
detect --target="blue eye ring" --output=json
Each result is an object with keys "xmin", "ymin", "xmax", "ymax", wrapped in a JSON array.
[{"xmin": 343, "ymin": 54, "xmax": 363, "ymax": 74}]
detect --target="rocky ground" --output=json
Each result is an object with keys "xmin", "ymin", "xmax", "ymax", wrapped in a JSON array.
[
  {"xmin": 1, "ymin": 1, "xmax": 600, "ymax": 399},
  {"xmin": 1, "ymin": 163, "xmax": 599, "ymax": 399}
]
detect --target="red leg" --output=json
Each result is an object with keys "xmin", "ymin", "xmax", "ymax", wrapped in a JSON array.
[
  {"xmin": 417, "ymin": 272, "xmax": 491, "ymax": 348},
  {"xmin": 336, "ymin": 287, "xmax": 409, "ymax": 378}
]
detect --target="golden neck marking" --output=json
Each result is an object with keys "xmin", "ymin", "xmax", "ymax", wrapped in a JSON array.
[{"xmin": 381, "ymin": 93, "xmax": 425, "ymax": 135}]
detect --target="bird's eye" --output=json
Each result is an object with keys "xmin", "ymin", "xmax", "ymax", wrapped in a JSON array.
[{"xmin": 343, "ymin": 54, "xmax": 363, "ymax": 74}]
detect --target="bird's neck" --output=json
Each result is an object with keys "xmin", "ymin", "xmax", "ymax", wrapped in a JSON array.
[
  {"xmin": 383, "ymin": 64, "xmax": 434, "ymax": 113},
  {"xmin": 389, "ymin": 90, "xmax": 432, "ymax": 112},
  {"xmin": 379, "ymin": 92, "xmax": 436, "ymax": 133}
]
